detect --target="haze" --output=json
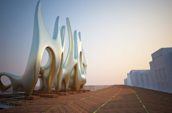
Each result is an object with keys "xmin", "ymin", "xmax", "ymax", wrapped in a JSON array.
[{"xmin": 0, "ymin": 0, "xmax": 172, "ymax": 85}]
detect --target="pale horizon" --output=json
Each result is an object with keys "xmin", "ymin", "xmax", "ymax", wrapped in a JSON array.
[{"xmin": 0, "ymin": 0, "xmax": 172, "ymax": 85}]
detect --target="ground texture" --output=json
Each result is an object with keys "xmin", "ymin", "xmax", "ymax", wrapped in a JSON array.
[{"xmin": 0, "ymin": 85, "xmax": 172, "ymax": 113}]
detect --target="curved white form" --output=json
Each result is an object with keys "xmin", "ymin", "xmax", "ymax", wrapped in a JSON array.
[
  {"xmin": 55, "ymin": 19, "xmax": 87, "ymax": 91},
  {"xmin": 0, "ymin": 1, "xmax": 87, "ymax": 95}
]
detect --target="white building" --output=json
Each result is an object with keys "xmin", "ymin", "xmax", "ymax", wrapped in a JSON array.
[
  {"xmin": 150, "ymin": 48, "xmax": 172, "ymax": 93},
  {"xmin": 124, "ymin": 47, "xmax": 172, "ymax": 93},
  {"xmin": 124, "ymin": 70, "xmax": 151, "ymax": 89}
]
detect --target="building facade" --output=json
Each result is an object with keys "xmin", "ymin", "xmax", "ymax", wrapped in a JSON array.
[
  {"xmin": 125, "ymin": 70, "xmax": 151, "ymax": 89},
  {"xmin": 150, "ymin": 48, "xmax": 172, "ymax": 92},
  {"xmin": 124, "ymin": 48, "xmax": 172, "ymax": 93}
]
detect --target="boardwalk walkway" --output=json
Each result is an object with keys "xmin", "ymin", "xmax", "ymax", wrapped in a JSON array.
[{"xmin": 1, "ymin": 85, "xmax": 172, "ymax": 113}]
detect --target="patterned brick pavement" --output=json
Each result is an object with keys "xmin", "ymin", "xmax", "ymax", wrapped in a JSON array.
[{"xmin": 1, "ymin": 85, "xmax": 172, "ymax": 113}]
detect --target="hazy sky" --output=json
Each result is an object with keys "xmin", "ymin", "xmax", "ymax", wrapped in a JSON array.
[{"xmin": 0, "ymin": 0, "xmax": 172, "ymax": 85}]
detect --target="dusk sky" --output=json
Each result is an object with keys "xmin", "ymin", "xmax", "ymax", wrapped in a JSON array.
[{"xmin": 0, "ymin": 0, "xmax": 172, "ymax": 85}]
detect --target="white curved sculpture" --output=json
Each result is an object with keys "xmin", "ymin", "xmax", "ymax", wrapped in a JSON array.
[
  {"xmin": 55, "ymin": 19, "xmax": 87, "ymax": 91},
  {"xmin": 0, "ymin": 1, "xmax": 87, "ymax": 95}
]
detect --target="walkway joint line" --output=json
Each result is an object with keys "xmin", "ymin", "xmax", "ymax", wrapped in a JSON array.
[
  {"xmin": 92, "ymin": 88, "xmax": 122, "ymax": 113},
  {"xmin": 133, "ymin": 89, "xmax": 150, "ymax": 113}
]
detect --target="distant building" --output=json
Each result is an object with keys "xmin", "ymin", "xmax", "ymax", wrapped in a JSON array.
[
  {"xmin": 124, "ymin": 70, "xmax": 151, "ymax": 88},
  {"xmin": 124, "ymin": 47, "xmax": 172, "ymax": 93},
  {"xmin": 124, "ymin": 78, "xmax": 127, "ymax": 86},
  {"xmin": 126, "ymin": 72, "xmax": 133, "ymax": 86},
  {"xmin": 150, "ymin": 48, "xmax": 172, "ymax": 92}
]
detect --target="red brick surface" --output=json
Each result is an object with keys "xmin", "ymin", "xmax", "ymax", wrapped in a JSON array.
[{"xmin": 0, "ymin": 85, "xmax": 172, "ymax": 113}]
